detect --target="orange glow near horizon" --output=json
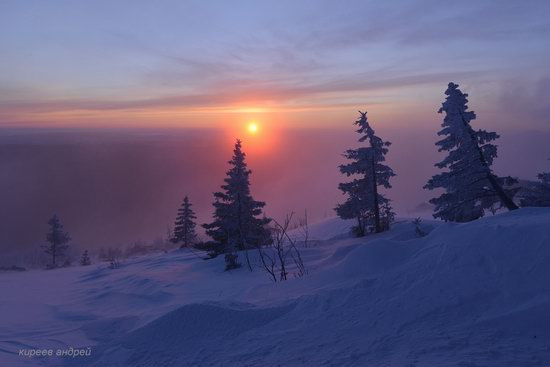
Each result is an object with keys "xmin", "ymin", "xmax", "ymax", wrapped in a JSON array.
[
  {"xmin": 0, "ymin": 98, "xmax": 429, "ymax": 132},
  {"xmin": 221, "ymin": 117, "xmax": 281, "ymax": 157},
  {"xmin": 0, "ymin": 99, "xmax": 400, "ymax": 129}
]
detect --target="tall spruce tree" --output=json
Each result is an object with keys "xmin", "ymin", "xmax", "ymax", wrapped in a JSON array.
[
  {"xmin": 336, "ymin": 111, "xmax": 395, "ymax": 235},
  {"xmin": 171, "ymin": 195, "xmax": 198, "ymax": 247},
  {"xmin": 424, "ymin": 82, "xmax": 518, "ymax": 222},
  {"xmin": 43, "ymin": 214, "xmax": 70, "ymax": 267},
  {"xmin": 203, "ymin": 139, "xmax": 271, "ymax": 270}
]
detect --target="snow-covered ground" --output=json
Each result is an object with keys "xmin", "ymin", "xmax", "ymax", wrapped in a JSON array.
[{"xmin": 1, "ymin": 208, "xmax": 550, "ymax": 366}]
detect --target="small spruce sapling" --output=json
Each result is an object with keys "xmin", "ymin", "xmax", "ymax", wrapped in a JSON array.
[
  {"xmin": 80, "ymin": 250, "xmax": 92, "ymax": 266},
  {"xmin": 413, "ymin": 217, "xmax": 427, "ymax": 238},
  {"xmin": 43, "ymin": 214, "xmax": 71, "ymax": 268},
  {"xmin": 520, "ymin": 159, "xmax": 550, "ymax": 207},
  {"xmin": 171, "ymin": 195, "xmax": 198, "ymax": 248}
]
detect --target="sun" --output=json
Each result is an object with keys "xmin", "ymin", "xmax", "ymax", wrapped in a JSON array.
[{"xmin": 247, "ymin": 122, "xmax": 259, "ymax": 134}]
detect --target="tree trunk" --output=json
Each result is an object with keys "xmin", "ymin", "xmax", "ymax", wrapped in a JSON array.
[
  {"xmin": 486, "ymin": 173, "xmax": 519, "ymax": 210},
  {"xmin": 237, "ymin": 193, "xmax": 253, "ymax": 272},
  {"xmin": 371, "ymin": 158, "xmax": 382, "ymax": 233},
  {"xmin": 356, "ymin": 216, "xmax": 365, "ymax": 237},
  {"xmin": 459, "ymin": 113, "xmax": 519, "ymax": 211}
]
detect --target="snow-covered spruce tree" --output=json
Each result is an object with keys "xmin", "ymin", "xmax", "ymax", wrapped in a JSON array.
[
  {"xmin": 203, "ymin": 139, "xmax": 271, "ymax": 270},
  {"xmin": 171, "ymin": 195, "xmax": 198, "ymax": 248},
  {"xmin": 520, "ymin": 161, "xmax": 550, "ymax": 207},
  {"xmin": 538, "ymin": 170, "xmax": 550, "ymax": 206},
  {"xmin": 43, "ymin": 214, "xmax": 70, "ymax": 268},
  {"xmin": 424, "ymin": 82, "xmax": 518, "ymax": 222},
  {"xmin": 80, "ymin": 250, "xmax": 91, "ymax": 266},
  {"xmin": 335, "ymin": 111, "xmax": 396, "ymax": 235},
  {"xmin": 539, "ymin": 160, "xmax": 550, "ymax": 186}
]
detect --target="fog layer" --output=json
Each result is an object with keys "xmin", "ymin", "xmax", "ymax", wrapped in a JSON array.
[{"xmin": 1, "ymin": 127, "xmax": 548, "ymax": 254}]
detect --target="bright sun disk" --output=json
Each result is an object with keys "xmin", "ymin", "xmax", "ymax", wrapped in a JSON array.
[{"xmin": 247, "ymin": 122, "xmax": 259, "ymax": 134}]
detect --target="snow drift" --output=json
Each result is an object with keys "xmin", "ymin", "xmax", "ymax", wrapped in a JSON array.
[{"xmin": 1, "ymin": 208, "xmax": 550, "ymax": 366}]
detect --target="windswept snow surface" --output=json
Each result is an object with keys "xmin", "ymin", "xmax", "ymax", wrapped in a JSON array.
[{"xmin": 1, "ymin": 208, "xmax": 550, "ymax": 366}]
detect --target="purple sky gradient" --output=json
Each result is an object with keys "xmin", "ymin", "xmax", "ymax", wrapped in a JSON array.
[{"xmin": 0, "ymin": 0, "xmax": 549, "ymax": 129}]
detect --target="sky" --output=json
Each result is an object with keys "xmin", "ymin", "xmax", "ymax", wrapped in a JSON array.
[
  {"xmin": 1, "ymin": 0, "xmax": 549, "ymax": 129},
  {"xmin": 1, "ymin": 1, "xmax": 550, "ymax": 258}
]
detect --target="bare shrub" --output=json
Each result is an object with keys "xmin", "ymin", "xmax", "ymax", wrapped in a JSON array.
[{"xmin": 258, "ymin": 212, "xmax": 308, "ymax": 282}]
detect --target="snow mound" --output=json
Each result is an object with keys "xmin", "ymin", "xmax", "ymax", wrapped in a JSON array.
[
  {"xmin": 86, "ymin": 303, "xmax": 294, "ymax": 367},
  {"xmin": 291, "ymin": 216, "xmax": 355, "ymax": 241}
]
